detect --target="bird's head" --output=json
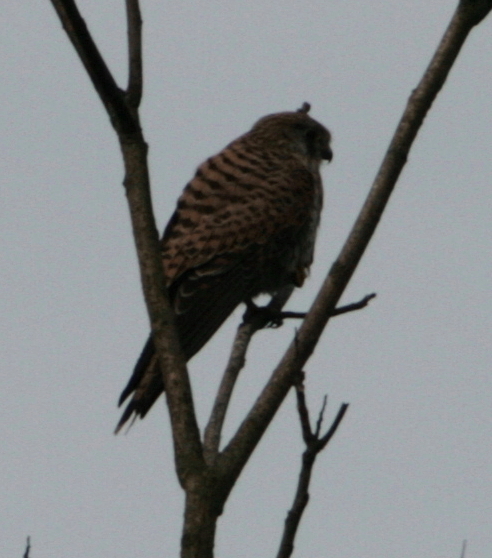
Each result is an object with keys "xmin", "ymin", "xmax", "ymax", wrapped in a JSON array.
[{"xmin": 251, "ymin": 103, "xmax": 332, "ymax": 164}]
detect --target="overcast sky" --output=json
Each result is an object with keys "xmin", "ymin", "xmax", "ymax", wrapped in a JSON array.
[{"xmin": 2, "ymin": 1, "xmax": 492, "ymax": 557}]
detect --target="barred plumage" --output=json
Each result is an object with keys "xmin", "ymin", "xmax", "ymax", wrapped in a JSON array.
[{"xmin": 116, "ymin": 104, "xmax": 332, "ymax": 432}]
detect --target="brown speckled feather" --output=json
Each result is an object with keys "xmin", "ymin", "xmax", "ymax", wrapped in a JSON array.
[{"xmin": 116, "ymin": 105, "xmax": 332, "ymax": 432}]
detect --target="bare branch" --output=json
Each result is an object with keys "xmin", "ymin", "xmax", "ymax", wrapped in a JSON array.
[
  {"xmin": 204, "ymin": 286, "xmax": 294, "ymax": 461},
  {"xmin": 204, "ymin": 290, "xmax": 372, "ymax": 460},
  {"xmin": 49, "ymin": 0, "xmax": 138, "ymax": 135},
  {"xmin": 125, "ymin": 0, "xmax": 143, "ymax": 107},
  {"xmin": 203, "ymin": 320, "xmax": 255, "ymax": 462},
  {"xmin": 314, "ymin": 395, "xmax": 328, "ymax": 438},
  {"xmin": 276, "ymin": 384, "xmax": 348, "ymax": 558},
  {"xmin": 22, "ymin": 537, "xmax": 30, "ymax": 558},
  {"xmin": 293, "ymin": 374, "xmax": 312, "ymax": 444},
  {"xmin": 50, "ymin": 0, "xmax": 204, "ymax": 485},
  {"xmin": 317, "ymin": 403, "xmax": 350, "ymax": 450},
  {"xmin": 279, "ymin": 292, "xmax": 376, "ymax": 321},
  {"xmin": 121, "ymin": 141, "xmax": 204, "ymax": 484},
  {"xmin": 216, "ymin": 0, "xmax": 492, "ymax": 499}
]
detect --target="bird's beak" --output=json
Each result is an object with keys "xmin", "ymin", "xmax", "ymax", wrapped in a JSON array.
[{"xmin": 322, "ymin": 146, "xmax": 333, "ymax": 162}]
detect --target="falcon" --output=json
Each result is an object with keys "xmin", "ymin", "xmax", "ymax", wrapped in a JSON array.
[{"xmin": 116, "ymin": 103, "xmax": 332, "ymax": 432}]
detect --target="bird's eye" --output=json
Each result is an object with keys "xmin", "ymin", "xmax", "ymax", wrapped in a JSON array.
[
  {"xmin": 304, "ymin": 128, "xmax": 319, "ymax": 155},
  {"xmin": 305, "ymin": 128, "xmax": 317, "ymax": 143}
]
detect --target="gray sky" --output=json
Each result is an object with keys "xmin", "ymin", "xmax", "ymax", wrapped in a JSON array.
[{"xmin": 2, "ymin": 1, "xmax": 492, "ymax": 557}]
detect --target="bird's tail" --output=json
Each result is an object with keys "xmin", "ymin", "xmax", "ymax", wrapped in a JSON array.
[{"xmin": 115, "ymin": 263, "xmax": 255, "ymax": 433}]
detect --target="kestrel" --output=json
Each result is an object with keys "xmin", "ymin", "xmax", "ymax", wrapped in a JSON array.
[{"xmin": 116, "ymin": 103, "xmax": 332, "ymax": 432}]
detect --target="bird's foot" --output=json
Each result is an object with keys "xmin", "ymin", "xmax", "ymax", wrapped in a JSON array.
[{"xmin": 243, "ymin": 300, "xmax": 286, "ymax": 329}]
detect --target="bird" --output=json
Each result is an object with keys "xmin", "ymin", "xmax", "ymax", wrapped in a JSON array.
[{"xmin": 115, "ymin": 103, "xmax": 332, "ymax": 433}]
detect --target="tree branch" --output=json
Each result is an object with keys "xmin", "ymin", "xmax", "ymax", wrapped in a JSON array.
[
  {"xmin": 49, "ymin": 0, "xmax": 138, "ymax": 135},
  {"xmin": 203, "ymin": 291, "xmax": 373, "ymax": 462},
  {"xmin": 125, "ymin": 0, "xmax": 143, "ymax": 107},
  {"xmin": 121, "ymin": 140, "xmax": 204, "ymax": 484},
  {"xmin": 278, "ymin": 292, "xmax": 376, "ymax": 321},
  {"xmin": 276, "ymin": 382, "xmax": 348, "ymax": 558},
  {"xmin": 203, "ymin": 286, "xmax": 294, "ymax": 462},
  {"xmin": 50, "ymin": 0, "xmax": 205, "ymax": 486},
  {"xmin": 216, "ymin": 0, "xmax": 492, "ymax": 498},
  {"xmin": 22, "ymin": 536, "xmax": 30, "ymax": 558}
]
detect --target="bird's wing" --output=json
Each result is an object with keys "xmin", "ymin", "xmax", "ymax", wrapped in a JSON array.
[{"xmin": 162, "ymin": 146, "xmax": 318, "ymax": 289}]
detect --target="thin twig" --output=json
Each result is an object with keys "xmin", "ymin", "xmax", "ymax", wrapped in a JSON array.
[
  {"xmin": 276, "ymin": 383, "xmax": 348, "ymax": 558},
  {"xmin": 125, "ymin": 0, "xmax": 143, "ymax": 107},
  {"xmin": 314, "ymin": 395, "xmax": 327, "ymax": 438},
  {"xmin": 293, "ymin": 374, "xmax": 311, "ymax": 443},
  {"xmin": 279, "ymin": 292, "xmax": 376, "ymax": 321},
  {"xmin": 23, "ymin": 537, "xmax": 30, "ymax": 558},
  {"xmin": 330, "ymin": 292, "xmax": 377, "ymax": 317}
]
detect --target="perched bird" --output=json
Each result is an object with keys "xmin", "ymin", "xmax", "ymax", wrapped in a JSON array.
[{"xmin": 116, "ymin": 103, "xmax": 332, "ymax": 432}]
